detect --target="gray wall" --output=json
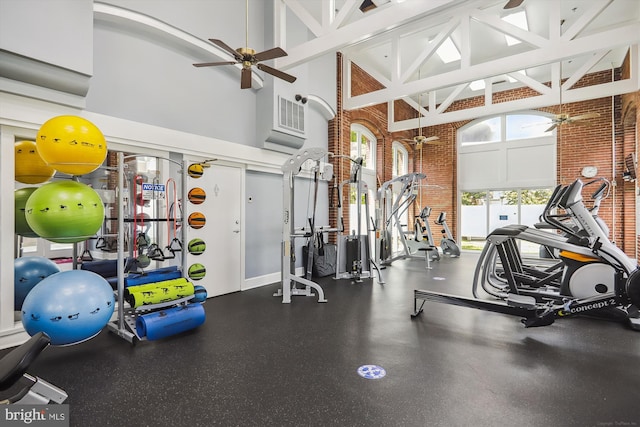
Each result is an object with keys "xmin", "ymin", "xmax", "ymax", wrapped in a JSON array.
[
  {"xmin": 88, "ymin": 0, "xmax": 265, "ymax": 145},
  {"xmin": 245, "ymin": 170, "xmax": 329, "ymax": 278},
  {"xmin": 245, "ymin": 171, "xmax": 282, "ymax": 278},
  {"xmin": 0, "ymin": 0, "xmax": 93, "ymax": 74}
]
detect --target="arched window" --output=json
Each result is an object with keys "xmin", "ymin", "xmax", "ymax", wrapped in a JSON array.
[
  {"xmin": 350, "ymin": 124, "xmax": 376, "ymax": 170},
  {"xmin": 459, "ymin": 112, "xmax": 553, "ymax": 146},
  {"xmin": 392, "ymin": 142, "xmax": 408, "ymax": 177}
]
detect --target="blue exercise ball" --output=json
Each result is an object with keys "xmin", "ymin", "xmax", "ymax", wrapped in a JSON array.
[
  {"xmin": 21, "ymin": 270, "xmax": 115, "ymax": 346},
  {"xmin": 14, "ymin": 257, "xmax": 61, "ymax": 310}
]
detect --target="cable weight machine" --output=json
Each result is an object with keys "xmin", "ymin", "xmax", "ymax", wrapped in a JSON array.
[
  {"xmin": 275, "ymin": 148, "xmax": 335, "ymax": 303},
  {"xmin": 334, "ymin": 156, "xmax": 384, "ymax": 283}
]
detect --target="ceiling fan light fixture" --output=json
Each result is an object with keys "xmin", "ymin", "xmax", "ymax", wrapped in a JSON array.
[{"xmin": 359, "ymin": 0, "xmax": 377, "ymax": 13}]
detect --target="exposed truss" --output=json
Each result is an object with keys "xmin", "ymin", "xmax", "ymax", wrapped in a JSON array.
[{"xmin": 276, "ymin": 0, "xmax": 640, "ymax": 132}]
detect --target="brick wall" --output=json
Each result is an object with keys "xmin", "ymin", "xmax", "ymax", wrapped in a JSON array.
[{"xmin": 330, "ymin": 53, "xmax": 639, "ymax": 261}]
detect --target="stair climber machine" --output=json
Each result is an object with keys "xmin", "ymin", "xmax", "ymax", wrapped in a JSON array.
[
  {"xmin": 375, "ymin": 172, "xmax": 427, "ymax": 266},
  {"xmin": 412, "ymin": 179, "xmax": 640, "ymax": 331},
  {"xmin": 335, "ymin": 156, "xmax": 384, "ymax": 283}
]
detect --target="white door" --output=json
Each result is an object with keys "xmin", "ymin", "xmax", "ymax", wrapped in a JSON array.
[{"xmin": 185, "ymin": 161, "xmax": 242, "ymax": 297}]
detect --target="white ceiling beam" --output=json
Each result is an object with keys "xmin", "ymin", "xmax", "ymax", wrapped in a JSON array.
[
  {"xmin": 322, "ymin": 0, "xmax": 335, "ymax": 28},
  {"xmin": 435, "ymin": 83, "xmax": 468, "ymax": 114},
  {"xmin": 506, "ymin": 71, "xmax": 551, "ymax": 95},
  {"xmin": 276, "ymin": 0, "xmax": 456, "ymax": 70},
  {"xmin": 562, "ymin": 50, "xmax": 610, "ymax": 90},
  {"xmin": 345, "ymin": 23, "xmax": 639, "ymax": 110},
  {"xmin": 562, "ymin": 0, "xmax": 613, "ymax": 41},
  {"xmin": 331, "ymin": 0, "xmax": 360, "ymax": 30},
  {"xmin": 283, "ymin": 0, "xmax": 324, "ymax": 37},
  {"xmin": 388, "ymin": 78, "xmax": 636, "ymax": 131},
  {"xmin": 389, "ymin": 47, "xmax": 640, "ymax": 132},
  {"xmin": 471, "ymin": 8, "xmax": 549, "ymax": 48},
  {"xmin": 460, "ymin": 11, "xmax": 471, "ymax": 69},
  {"xmin": 391, "ymin": 35, "xmax": 401, "ymax": 83},
  {"xmin": 401, "ymin": 17, "xmax": 459, "ymax": 82}
]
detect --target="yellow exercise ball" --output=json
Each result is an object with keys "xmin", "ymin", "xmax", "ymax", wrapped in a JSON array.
[
  {"xmin": 36, "ymin": 115, "xmax": 107, "ymax": 176},
  {"xmin": 14, "ymin": 140, "xmax": 56, "ymax": 184}
]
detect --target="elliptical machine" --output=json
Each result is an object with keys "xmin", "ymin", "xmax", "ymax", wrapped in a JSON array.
[
  {"xmin": 412, "ymin": 178, "xmax": 640, "ymax": 331},
  {"xmin": 434, "ymin": 211, "xmax": 460, "ymax": 257}
]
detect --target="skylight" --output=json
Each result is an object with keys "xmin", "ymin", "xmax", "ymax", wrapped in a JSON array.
[
  {"xmin": 435, "ymin": 37, "xmax": 461, "ymax": 63},
  {"xmin": 502, "ymin": 11, "xmax": 528, "ymax": 46},
  {"xmin": 469, "ymin": 80, "xmax": 485, "ymax": 91}
]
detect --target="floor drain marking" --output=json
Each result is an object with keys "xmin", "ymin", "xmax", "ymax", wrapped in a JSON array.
[{"xmin": 357, "ymin": 365, "xmax": 386, "ymax": 379}]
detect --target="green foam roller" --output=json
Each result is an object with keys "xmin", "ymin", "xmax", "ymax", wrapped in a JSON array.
[
  {"xmin": 124, "ymin": 278, "xmax": 188, "ymax": 300},
  {"xmin": 128, "ymin": 282, "xmax": 195, "ymax": 308}
]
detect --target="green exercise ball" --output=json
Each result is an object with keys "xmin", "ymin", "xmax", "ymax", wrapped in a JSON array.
[
  {"xmin": 15, "ymin": 187, "xmax": 39, "ymax": 237},
  {"xmin": 25, "ymin": 180, "xmax": 104, "ymax": 243}
]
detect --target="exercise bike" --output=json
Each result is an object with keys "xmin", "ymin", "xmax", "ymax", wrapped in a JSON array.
[
  {"xmin": 434, "ymin": 211, "xmax": 461, "ymax": 257},
  {"xmin": 407, "ymin": 207, "xmax": 440, "ymax": 268},
  {"xmin": 0, "ymin": 332, "xmax": 67, "ymax": 404},
  {"xmin": 412, "ymin": 179, "xmax": 640, "ymax": 330}
]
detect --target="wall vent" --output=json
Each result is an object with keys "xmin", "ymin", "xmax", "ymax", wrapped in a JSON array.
[{"xmin": 279, "ymin": 96, "xmax": 305, "ymax": 134}]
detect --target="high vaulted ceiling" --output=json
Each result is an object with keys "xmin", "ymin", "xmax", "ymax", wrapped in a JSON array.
[{"xmin": 274, "ymin": 0, "xmax": 640, "ymax": 132}]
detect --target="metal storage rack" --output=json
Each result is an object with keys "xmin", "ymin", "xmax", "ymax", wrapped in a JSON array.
[{"xmin": 107, "ymin": 152, "xmax": 190, "ymax": 343}]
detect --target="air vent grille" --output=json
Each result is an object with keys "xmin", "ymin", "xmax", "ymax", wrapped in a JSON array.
[{"xmin": 279, "ymin": 97, "xmax": 305, "ymax": 134}]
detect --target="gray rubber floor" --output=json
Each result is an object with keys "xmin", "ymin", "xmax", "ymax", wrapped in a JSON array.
[{"xmin": 2, "ymin": 252, "xmax": 640, "ymax": 426}]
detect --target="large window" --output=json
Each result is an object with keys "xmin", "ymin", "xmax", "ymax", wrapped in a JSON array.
[
  {"xmin": 390, "ymin": 142, "xmax": 409, "ymax": 254},
  {"xmin": 348, "ymin": 125, "xmax": 377, "ymax": 248},
  {"xmin": 459, "ymin": 112, "xmax": 557, "ymax": 253},
  {"xmin": 460, "ymin": 188, "xmax": 554, "ymax": 253},
  {"xmin": 392, "ymin": 142, "xmax": 408, "ymax": 177}
]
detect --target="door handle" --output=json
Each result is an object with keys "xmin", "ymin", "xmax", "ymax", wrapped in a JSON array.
[{"xmin": 233, "ymin": 230, "xmax": 240, "ymax": 233}]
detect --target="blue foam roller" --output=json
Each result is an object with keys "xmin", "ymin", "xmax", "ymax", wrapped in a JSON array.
[
  {"xmin": 125, "ymin": 266, "xmax": 181, "ymax": 287},
  {"xmin": 135, "ymin": 304, "xmax": 205, "ymax": 341}
]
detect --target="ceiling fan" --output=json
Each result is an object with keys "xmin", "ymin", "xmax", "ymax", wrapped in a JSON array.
[
  {"xmin": 401, "ymin": 90, "xmax": 441, "ymax": 149},
  {"xmin": 544, "ymin": 62, "xmax": 600, "ymax": 132},
  {"xmin": 193, "ymin": 0, "xmax": 296, "ymax": 89},
  {"xmin": 544, "ymin": 112, "xmax": 600, "ymax": 132},
  {"xmin": 504, "ymin": 0, "xmax": 524, "ymax": 9}
]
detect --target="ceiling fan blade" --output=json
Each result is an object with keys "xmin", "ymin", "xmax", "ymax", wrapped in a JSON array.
[
  {"xmin": 208, "ymin": 38, "xmax": 242, "ymax": 61},
  {"xmin": 254, "ymin": 47, "xmax": 288, "ymax": 62},
  {"xmin": 193, "ymin": 61, "xmax": 237, "ymax": 67},
  {"xmin": 545, "ymin": 123, "xmax": 558, "ymax": 132},
  {"xmin": 256, "ymin": 63, "xmax": 297, "ymax": 83},
  {"xmin": 504, "ymin": 0, "xmax": 524, "ymax": 9},
  {"xmin": 569, "ymin": 112, "xmax": 600, "ymax": 122},
  {"xmin": 423, "ymin": 136, "xmax": 440, "ymax": 142},
  {"xmin": 241, "ymin": 67, "xmax": 252, "ymax": 89}
]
